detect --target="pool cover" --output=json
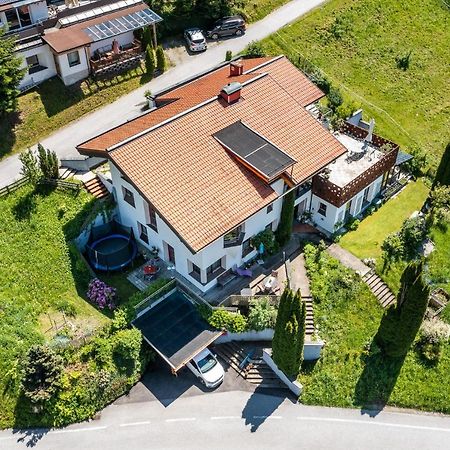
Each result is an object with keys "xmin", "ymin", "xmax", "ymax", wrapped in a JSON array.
[{"xmin": 133, "ymin": 290, "xmax": 223, "ymax": 372}]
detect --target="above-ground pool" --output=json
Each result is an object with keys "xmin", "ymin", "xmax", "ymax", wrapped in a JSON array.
[{"xmin": 87, "ymin": 233, "xmax": 137, "ymax": 271}]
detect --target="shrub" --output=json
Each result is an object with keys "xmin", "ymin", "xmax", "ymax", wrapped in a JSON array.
[
  {"xmin": 225, "ymin": 50, "xmax": 232, "ymax": 61},
  {"xmin": 272, "ymin": 289, "xmax": 306, "ymax": 378},
  {"xmin": 37, "ymin": 143, "xmax": 59, "ymax": 179},
  {"xmin": 112, "ymin": 328, "xmax": 142, "ymax": 375},
  {"xmin": 156, "ymin": 45, "xmax": 166, "ymax": 72},
  {"xmin": 347, "ymin": 217, "xmax": 360, "ymax": 231},
  {"xmin": 19, "ymin": 148, "xmax": 41, "ymax": 183},
  {"xmin": 247, "ymin": 298, "xmax": 277, "ymax": 331},
  {"xmin": 145, "ymin": 45, "xmax": 156, "ymax": 77},
  {"xmin": 208, "ymin": 309, "xmax": 247, "ymax": 333},
  {"xmin": 251, "ymin": 228, "xmax": 278, "ymax": 256},
  {"xmin": 381, "ymin": 232, "xmax": 404, "ymax": 269},
  {"xmin": 110, "ymin": 308, "xmax": 128, "ymax": 332},
  {"xmin": 327, "ymin": 86, "xmax": 343, "ymax": 112},
  {"xmin": 416, "ymin": 319, "xmax": 450, "ymax": 363},
  {"xmin": 275, "ymin": 190, "xmax": 295, "ymax": 247},
  {"xmin": 404, "ymin": 146, "xmax": 427, "ymax": 177},
  {"xmin": 22, "ymin": 345, "xmax": 63, "ymax": 404},
  {"xmin": 87, "ymin": 278, "xmax": 116, "ymax": 310},
  {"xmin": 245, "ymin": 41, "xmax": 265, "ymax": 57},
  {"xmin": 396, "ymin": 50, "xmax": 412, "ymax": 71},
  {"xmin": 399, "ymin": 216, "xmax": 427, "ymax": 258},
  {"xmin": 375, "ymin": 260, "xmax": 430, "ymax": 358},
  {"xmin": 329, "ymin": 15, "xmax": 351, "ymax": 39}
]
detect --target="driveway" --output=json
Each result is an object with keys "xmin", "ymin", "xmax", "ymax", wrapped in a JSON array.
[{"xmin": 0, "ymin": 0, "xmax": 327, "ymax": 188}]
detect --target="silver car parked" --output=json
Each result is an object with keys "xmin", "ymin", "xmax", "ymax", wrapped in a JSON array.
[{"xmin": 184, "ymin": 28, "xmax": 207, "ymax": 52}]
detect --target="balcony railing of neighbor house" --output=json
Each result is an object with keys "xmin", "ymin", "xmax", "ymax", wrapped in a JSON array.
[
  {"xmin": 312, "ymin": 124, "xmax": 399, "ymax": 208},
  {"xmin": 90, "ymin": 40, "xmax": 142, "ymax": 75}
]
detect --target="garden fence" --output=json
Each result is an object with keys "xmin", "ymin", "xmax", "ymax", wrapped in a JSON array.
[{"xmin": 0, "ymin": 177, "xmax": 28, "ymax": 198}]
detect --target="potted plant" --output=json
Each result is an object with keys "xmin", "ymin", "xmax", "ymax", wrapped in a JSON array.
[{"xmin": 149, "ymin": 246, "xmax": 160, "ymax": 260}]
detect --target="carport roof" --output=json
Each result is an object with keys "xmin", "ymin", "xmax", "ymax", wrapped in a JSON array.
[{"xmin": 133, "ymin": 291, "xmax": 222, "ymax": 372}]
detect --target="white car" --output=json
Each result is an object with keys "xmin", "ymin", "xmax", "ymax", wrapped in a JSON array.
[
  {"xmin": 184, "ymin": 28, "xmax": 207, "ymax": 52},
  {"xmin": 187, "ymin": 348, "xmax": 224, "ymax": 388}
]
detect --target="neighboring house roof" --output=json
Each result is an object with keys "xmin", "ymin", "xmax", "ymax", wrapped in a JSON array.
[
  {"xmin": 41, "ymin": 2, "xmax": 159, "ymax": 53},
  {"xmin": 90, "ymin": 57, "xmax": 346, "ymax": 252}
]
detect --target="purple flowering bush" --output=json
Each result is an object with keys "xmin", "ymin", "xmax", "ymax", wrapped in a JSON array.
[{"xmin": 87, "ymin": 278, "xmax": 116, "ymax": 310}]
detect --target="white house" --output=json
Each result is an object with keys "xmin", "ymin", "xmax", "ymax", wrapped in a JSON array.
[
  {"xmin": 1, "ymin": 0, "xmax": 162, "ymax": 90},
  {"xmin": 77, "ymin": 56, "xmax": 400, "ymax": 292}
]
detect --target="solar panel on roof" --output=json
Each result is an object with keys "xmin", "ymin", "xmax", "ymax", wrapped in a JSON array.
[{"xmin": 213, "ymin": 121, "xmax": 296, "ymax": 180}]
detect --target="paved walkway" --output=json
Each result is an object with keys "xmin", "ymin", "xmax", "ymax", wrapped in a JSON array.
[
  {"xmin": 0, "ymin": 0, "xmax": 327, "ymax": 188},
  {"xmin": 326, "ymin": 243, "xmax": 371, "ymax": 277},
  {"xmin": 287, "ymin": 253, "xmax": 311, "ymax": 297}
]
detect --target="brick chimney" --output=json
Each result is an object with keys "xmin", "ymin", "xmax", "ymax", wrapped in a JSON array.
[
  {"xmin": 220, "ymin": 82, "xmax": 242, "ymax": 104},
  {"xmin": 229, "ymin": 59, "xmax": 244, "ymax": 77}
]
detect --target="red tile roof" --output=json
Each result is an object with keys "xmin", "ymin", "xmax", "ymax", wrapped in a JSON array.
[{"xmin": 108, "ymin": 65, "xmax": 346, "ymax": 251}]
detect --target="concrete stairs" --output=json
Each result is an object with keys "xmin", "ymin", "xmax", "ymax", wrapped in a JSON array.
[
  {"xmin": 83, "ymin": 176, "xmax": 109, "ymax": 199},
  {"xmin": 59, "ymin": 167, "xmax": 78, "ymax": 180},
  {"xmin": 214, "ymin": 342, "xmax": 287, "ymax": 390},
  {"xmin": 303, "ymin": 296, "xmax": 315, "ymax": 336},
  {"xmin": 362, "ymin": 270, "xmax": 396, "ymax": 308}
]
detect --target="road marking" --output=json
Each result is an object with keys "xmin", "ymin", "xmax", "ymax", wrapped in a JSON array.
[
  {"xmin": 211, "ymin": 416, "xmax": 241, "ymax": 420},
  {"xmin": 253, "ymin": 415, "xmax": 283, "ymax": 420},
  {"xmin": 119, "ymin": 421, "xmax": 151, "ymax": 427},
  {"xmin": 51, "ymin": 426, "xmax": 108, "ymax": 434},
  {"xmin": 165, "ymin": 418, "xmax": 196, "ymax": 423},
  {"xmin": 296, "ymin": 417, "xmax": 450, "ymax": 433}
]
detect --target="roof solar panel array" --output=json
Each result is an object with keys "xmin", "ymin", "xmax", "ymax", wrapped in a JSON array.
[
  {"xmin": 84, "ymin": 8, "xmax": 161, "ymax": 41},
  {"xmin": 213, "ymin": 121, "xmax": 296, "ymax": 180}
]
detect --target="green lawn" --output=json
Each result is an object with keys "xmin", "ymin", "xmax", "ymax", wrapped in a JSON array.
[
  {"xmin": 428, "ymin": 226, "xmax": 450, "ymax": 294},
  {"xmin": 0, "ymin": 185, "xmax": 107, "ymax": 428},
  {"xmin": 340, "ymin": 180, "xmax": 430, "ymax": 260},
  {"xmin": 301, "ymin": 246, "xmax": 450, "ymax": 413},
  {"xmin": 262, "ymin": 0, "xmax": 450, "ymax": 167},
  {"xmin": 0, "ymin": 68, "xmax": 148, "ymax": 160}
]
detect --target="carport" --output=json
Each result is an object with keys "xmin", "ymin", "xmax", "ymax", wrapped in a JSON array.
[{"xmin": 133, "ymin": 290, "xmax": 223, "ymax": 373}]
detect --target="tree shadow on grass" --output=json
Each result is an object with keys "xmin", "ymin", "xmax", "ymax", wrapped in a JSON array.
[
  {"xmin": 13, "ymin": 392, "xmax": 50, "ymax": 447},
  {"xmin": 0, "ymin": 111, "xmax": 20, "ymax": 159},
  {"xmin": 354, "ymin": 339, "xmax": 406, "ymax": 417},
  {"xmin": 12, "ymin": 183, "xmax": 56, "ymax": 221}
]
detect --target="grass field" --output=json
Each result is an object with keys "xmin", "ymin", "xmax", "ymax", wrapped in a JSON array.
[
  {"xmin": 301, "ymin": 246, "xmax": 450, "ymax": 413},
  {"xmin": 263, "ymin": 0, "xmax": 450, "ymax": 168},
  {"xmin": 340, "ymin": 180, "xmax": 430, "ymax": 260},
  {"xmin": 0, "ymin": 185, "xmax": 108, "ymax": 428}
]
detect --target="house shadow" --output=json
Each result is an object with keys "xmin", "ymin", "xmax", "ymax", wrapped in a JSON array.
[
  {"xmin": 36, "ymin": 77, "xmax": 85, "ymax": 117},
  {"xmin": 354, "ymin": 338, "xmax": 406, "ymax": 417},
  {"xmin": 241, "ymin": 386, "xmax": 294, "ymax": 432},
  {"xmin": 0, "ymin": 111, "xmax": 20, "ymax": 159}
]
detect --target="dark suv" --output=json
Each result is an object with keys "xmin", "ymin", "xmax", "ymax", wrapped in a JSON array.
[{"xmin": 207, "ymin": 15, "xmax": 246, "ymax": 39}]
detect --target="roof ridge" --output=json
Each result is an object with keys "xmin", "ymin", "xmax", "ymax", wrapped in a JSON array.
[{"xmin": 107, "ymin": 72, "xmax": 270, "ymax": 152}]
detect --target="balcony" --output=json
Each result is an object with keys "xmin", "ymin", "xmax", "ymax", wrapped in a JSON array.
[{"xmin": 90, "ymin": 40, "xmax": 142, "ymax": 75}]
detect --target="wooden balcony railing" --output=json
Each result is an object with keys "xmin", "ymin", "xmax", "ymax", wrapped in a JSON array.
[{"xmin": 90, "ymin": 40, "xmax": 142, "ymax": 73}]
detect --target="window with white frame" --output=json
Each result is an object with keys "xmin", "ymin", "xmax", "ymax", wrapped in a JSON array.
[
  {"xmin": 318, "ymin": 202, "xmax": 327, "ymax": 216},
  {"xmin": 266, "ymin": 204, "xmax": 273, "ymax": 214},
  {"xmin": 207, "ymin": 258, "xmax": 222, "ymax": 275},
  {"xmin": 122, "ymin": 186, "xmax": 135, "ymax": 207},
  {"xmin": 67, "ymin": 50, "xmax": 80, "ymax": 67},
  {"xmin": 137, "ymin": 221, "xmax": 148, "ymax": 244}
]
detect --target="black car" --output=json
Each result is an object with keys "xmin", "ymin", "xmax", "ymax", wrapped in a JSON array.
[{"xmin": 206, "ymin": 15, "xmax": 246, "ymax": 39}]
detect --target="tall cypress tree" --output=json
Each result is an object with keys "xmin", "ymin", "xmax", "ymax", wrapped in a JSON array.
[
  {"xmin": 432, "ymin": 142, "xmax": 450, "ymax": 188},
  {"xmin": 272, "ymin": 288, "xmax": 306, "ymax": 377},
  {"xmin": 375, "ymin": 260, "xmax": 430, "ymax": 357},
  {"xmin": 275, "ymin": 190, "xmax": 295, "ymax": 247},
  {"xmin": 145, "ymin": 45, "xmax": 156, "ymax": 78}
]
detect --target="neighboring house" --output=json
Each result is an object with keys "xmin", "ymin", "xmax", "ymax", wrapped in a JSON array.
[
  {"xmin": 0, "ymin": 0, "xmax": 162, "ymax": 90},
  {"xmin": 77, "ymin": 56, "xmax": 400, "ymax": 293}
]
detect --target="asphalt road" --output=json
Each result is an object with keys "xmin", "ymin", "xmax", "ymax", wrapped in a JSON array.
[
  {"xmin": 2, "ymin": 389, "xmax": 450, "ymax": 450},
  {"xmin": 0, "ymin": 0, "xmax": 327, "ymax": 188}
]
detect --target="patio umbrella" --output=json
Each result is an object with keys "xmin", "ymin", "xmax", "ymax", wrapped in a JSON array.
[
  {"xmin": 259, "ymin": 242, "xmax": 265, "ymax": 255},
  {"xmin": 112, "ymin": 39, "xmax": 120, "ymax": 54}
]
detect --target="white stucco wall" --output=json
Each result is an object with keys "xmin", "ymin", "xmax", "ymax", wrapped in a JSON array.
[
  {"xmin": 56, "ymin": 47, "xmax": 90, "ymax": 85},
  {"xmin": 110, "ymin": 163, "xmax": 287, "ymax": 292},
  {"xmin": 18, "ymin": 44, "xmax": 57, "ymax": 88},
  {"xmin": 311, "ymin": 175, "xmax": 384, "ymax": 233}
]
